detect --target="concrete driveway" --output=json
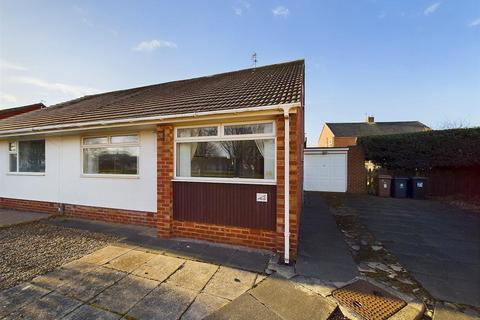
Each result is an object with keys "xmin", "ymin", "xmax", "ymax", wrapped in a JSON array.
[
  {"xmin": 339, "ymin": 195, "xmax": 480, "ymax": 307},
  {"xmin": 296, "ymin": 192, "xmax": 358, "ymax": 282},
  {"xmin": 0, "ymin": 209, "xmax": 50, "ymax": 227}
]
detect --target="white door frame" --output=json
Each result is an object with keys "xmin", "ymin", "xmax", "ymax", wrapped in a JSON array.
[{"xmin": 303, "ymin": 147, "xmax": 348, "ymax": 192}]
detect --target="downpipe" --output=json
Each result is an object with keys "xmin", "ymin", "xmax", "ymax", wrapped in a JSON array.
[{"xmin": 283, "ymin": 106, "xmax": 290, "ymax": 264}]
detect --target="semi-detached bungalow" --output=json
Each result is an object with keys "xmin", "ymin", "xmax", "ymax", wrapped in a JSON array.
[{"xmin": 0, "ymin": 60, "xmax": 305, "ymax": 262}]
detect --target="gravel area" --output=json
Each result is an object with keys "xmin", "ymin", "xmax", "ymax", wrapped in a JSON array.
[{"xmin": 0, "ymin": 221, "xmax": 120, "ymax": 290}]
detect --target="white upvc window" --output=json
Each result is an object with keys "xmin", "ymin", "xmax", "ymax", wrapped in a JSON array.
[
  {"xmin": 174, "ymin": 121, "xmax": 276, "ymax": 184},
  {"xmin": 8, "ymin": 140, "xmax": 46, "ymax": 173},
  {"xmin": 81, "ymin": 134, "xmax": 140, "ymax": 177}
]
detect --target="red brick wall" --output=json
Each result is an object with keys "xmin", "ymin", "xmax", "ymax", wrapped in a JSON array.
[
  {"xmin": 276, "ymin": 110, "xmax": 303, "ymax": 259},
  {"xmin": 173, "ymin": 220, "xmax": 276, "ymax": 250},
  {"xmin": 158, "ymin": 112, "xmax": 303, "ymax": 255},
  {"xmin": 64, "ymin": 204, "xmax": 156, "ymax": 227},
  {"xmin": 0, "ymin": 197, "xmax": 156, "ymax": 227},
  {"xmin": 0, "ymin": 197, "xmax": 58, "ymax": 214},
  {"xmin": 334, "ymin": 136, "xmax": 357, "ymax": 147},
  {"xmin": 347, "ymin": 146, "xmax": 367, "ymax": 193},
  {"xmin": 157, "ymin": 125, "xmax": 174, "ymax": 237}
]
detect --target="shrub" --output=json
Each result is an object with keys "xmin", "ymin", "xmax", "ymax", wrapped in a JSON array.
[{"xmin": 358, "ymin": 127, "xmax": 480, "ymax": 170}]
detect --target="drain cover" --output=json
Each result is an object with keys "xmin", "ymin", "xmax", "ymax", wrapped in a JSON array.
[{"xmin": 332, "ymin": 280, "xmax": 407, "ymax": 320}]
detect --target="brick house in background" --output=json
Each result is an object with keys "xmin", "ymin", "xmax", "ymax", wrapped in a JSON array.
[
  {"xmin": 0, "ymin": 60, "xmax": 305, "ymax": 263},
  {"xmin": 0, "ymin": 103, "xmax": 45, "ymax": 120},
  {"xmin": 317, "ymin": 116, "xmax": 430, "ymax": 147}
]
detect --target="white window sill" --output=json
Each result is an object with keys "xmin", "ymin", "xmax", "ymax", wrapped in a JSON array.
[
  {"xmin": 7, "ymin": 172, "xmax": 45, "ymax": 176},
  {"xmin": 173, "ymin": 178, "xmax": 276, "ymax": 185},
  {"xmin": 81, "ymin": 174, "xmax": 140, "ymax": 179}
]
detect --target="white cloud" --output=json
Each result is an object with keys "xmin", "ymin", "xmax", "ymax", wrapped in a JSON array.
[
  {"xmin": 11, "ymin": 76, "xmax": 100, "ymax": 97},
  {"xmin": 424, "ymin": 2, "xmax": 440, "ymax": 16},
  {"xmin": 469, "ymin": 18, "xmax": 480, "ymax": 27},
  {"xmin": 0, "ymin": 92, "xmax": 17, "ymax": 104},
  {"xmin": 273, "ymin": 6, "xmax": 289, "ymax": 17},
  {"xmin": 72, "ymin": 5, "xmax": 84, "ymax": 14},
  {"xmin": 233, "ymin": 7, "xmax": 243, "ymax": 16},
  {"xmin": 133, "ymin": 39, "xmax": 178, "ymax": 52},
  {"xmin": 234, "ymin": 1, "xmax": 250, "ymax": 15},
  {"xmin": 0, "ymin": 59, "xmax": 28, "ymax": 71},
  {"xmin": 81, "ymin": 17, "xmax": 94, "ymax": 27}
]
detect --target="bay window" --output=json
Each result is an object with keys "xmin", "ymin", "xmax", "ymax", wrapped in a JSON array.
[
  {"xmin": 8, "ymin": 140, "xmax": 46, "ymax": 173},
  {"xmin": 175, "ymin": 122, "xmax": 276, "ymax": 182},
  {"xmin": 82, "ymin": 134, "xmax": 139, "ymax": 176}
]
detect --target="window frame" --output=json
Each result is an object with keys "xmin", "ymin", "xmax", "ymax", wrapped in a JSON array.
[
  {"xmin": 174, "ymin": 120, "xmax": 276, "ymax": 185},
  {"xmin": 80, "ymin": 133, "xmax": 141, "ymax": 178},
  {"xmin": 7, "ymin": 139, "xmax": 46, "ymax": 175}
]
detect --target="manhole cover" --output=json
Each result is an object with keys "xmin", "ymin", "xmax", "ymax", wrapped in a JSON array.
[{"xmin": 332, "ymin": 280, "xmax": 407, "ymax": 320}]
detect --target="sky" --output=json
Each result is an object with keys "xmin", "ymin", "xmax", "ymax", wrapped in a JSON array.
[{"xmin": 0, "ymin": 0, "xmax": 479, "ymax": 145}]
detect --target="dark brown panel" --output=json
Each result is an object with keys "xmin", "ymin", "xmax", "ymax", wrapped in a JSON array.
[{"xmin": 173, "ymin": 181, "xmax": 276, "ymax": 230}]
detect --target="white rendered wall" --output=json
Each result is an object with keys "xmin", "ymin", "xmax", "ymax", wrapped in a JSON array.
[{"xmin": 0, "ymin": 130, "xmax": 157, "ymax": 212}]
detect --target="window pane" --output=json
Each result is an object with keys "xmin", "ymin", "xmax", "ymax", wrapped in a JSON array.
[
  {"xmin": 111, "ymin": 135, "xmax": 139, "ymax": 144},
  {"xmin": 83, "ymin": 147, "xmax": 139, "ymax": 175},
  {"xmin": 8, "ymin": 142, "xmax": 16, "ymax": 152},
  {"xmin": 83, "ymin": 137, "xmax": 108, "ymax": 145},
  {"xmin": 224, "ymin": 123, "xmax": 273, "ymax": 135},
  {"xmin": 9, "ymin": 154, "xmax": 17, "ymax": 172},
  {"xmin": 18, "ymin": 140, "xmax": 45, "ymax": 173},
  {"xmin": 176, "ymin": 139, "xmax": 274, "ymax": 179},
  {"xmin": 177, "ymin": 127, "xmax": 218, "ymax": 138}
]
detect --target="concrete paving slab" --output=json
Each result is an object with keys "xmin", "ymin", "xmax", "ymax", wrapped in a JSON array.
[
  {"xmin": 0, "ymin": 209, "xmax": 51, "ymax": 227},
  {"xmin": 250, "ymin": 276, "xmax": 337, "ymax": 320},
  {"xmin": 205, "ymin": 293, "xmax": 282, "ymax": 320},
  {"xmin": 167, "ymin": 260, "xmax": 218, "ymax": 292},
  {"xmin": 5, "ymin": 291, "xmax": 81, "ymax": 320},
  {"xmin": 31, "ymin": 261, "xmax": 98, "ymax": 290},
  {"xmin": 78, "ymin": 245, "xmax": 132, "ymax": 265},
  {"xmin": 127, "ymin": 283, "xmax": 197, "ymax": 320},
  {"xmin": 57, "ymin": 266, "xmax": 126, "ymax": 302},
  {"xmin": 91, "ymin": 274, "xmax": 159, "ymax": 314},
  {"xmin": 0, "ymin": 283, "xmax": 51, "ymax": 317},
  {"xmin": 254, "ymin": 274, "xmax": 267, "ymax": 285},
  {"xmin": 226, "ymin": 250, "xmax": 271, "ymax": 273},
  {"xmin": 291, "ymin": 275, "xmax": 337, "ymax": 297},
  {"xmin": 163, "ymin": 241, "xmax": 210, "ymax": 259},
  {"xmin": 132, "ymin": 254, "xmax": 185, "ymax": 282},
  {"xmin": 181, "ymin": 293, "xmax": 229, "ymax": 320},
  {"xmin": 104, "ymin": 250, "xmax": 156, "ymax": 273},
  {"xmin": 47, "ymin": 217, "xmax": 271, "ymax": 274},
  {"xmin": 203, "ymin": 266, "xmax": 257, "ymax": 300},
  {"xmin": 63, "ymin": 304, "xmax": 121, "ymax": 320}
]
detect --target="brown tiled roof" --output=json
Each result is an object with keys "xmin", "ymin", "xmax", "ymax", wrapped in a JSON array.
[
  {"xmin": 0, "ymin": 60, "xmax": 304, "ymax": 133},
  {"xmin": 0, "ymin": 103, "xmax": 45, "ymax": 120},
  {"xmin": 327, "ymin": 121, "xmax": 430, "ymax": 137}
]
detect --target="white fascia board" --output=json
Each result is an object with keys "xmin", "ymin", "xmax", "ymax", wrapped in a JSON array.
[
  {"xmin": 0, "ymin": 103, "xmax": 301, "ymax": 138},
  {"xmin": 304, "ymin": 147, "xmax": 349, "ymax": 154}
]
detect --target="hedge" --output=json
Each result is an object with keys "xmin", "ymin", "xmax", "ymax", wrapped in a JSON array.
[{"xmin": 358, "ymin": 127, "xmax": 480, "ymax": 170}]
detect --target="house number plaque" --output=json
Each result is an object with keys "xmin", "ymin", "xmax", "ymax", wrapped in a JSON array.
[{"xmin": 256, "ymin": 193, "xmax": 268, "ymax": 202}]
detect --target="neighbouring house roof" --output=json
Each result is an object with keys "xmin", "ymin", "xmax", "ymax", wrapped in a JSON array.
[
  {"xmin": 0, "ymin": 60, "xmax": 304, "ymax": 134},
  {"xmin": 326, "ymin": 121, "xmax": 430, "ymax": 137},
  {"xmin": 0, "ymin": 103, "xmax": 45, "ymax": 120}
]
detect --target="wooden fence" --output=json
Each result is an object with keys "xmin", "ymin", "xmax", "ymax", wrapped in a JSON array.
[{"xmin": 427, "ymin": 166, "xmax": 480, "ymax": 199}]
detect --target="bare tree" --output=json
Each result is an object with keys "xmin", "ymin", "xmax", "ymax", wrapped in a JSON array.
[{"xmin": 437, "ymin": 119, "xmax": 472, "ymax": 130}]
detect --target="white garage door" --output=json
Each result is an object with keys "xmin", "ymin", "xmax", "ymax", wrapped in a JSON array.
[{"xmin": 304, "ymin": 151, "xmax": 347, "ymax": 192}]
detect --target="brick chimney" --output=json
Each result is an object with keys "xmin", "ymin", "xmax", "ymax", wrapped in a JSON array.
[{"xmin": 366, "ymin": 116, "xmax": 375, "ymax": 123}]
